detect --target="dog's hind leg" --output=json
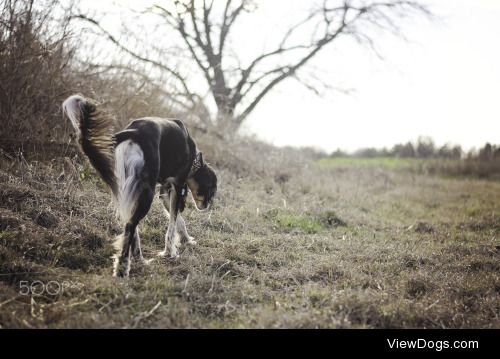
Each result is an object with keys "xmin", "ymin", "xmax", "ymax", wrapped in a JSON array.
[
  {"xmin": 130, "ymin": 227, "xmax": 144, "ymax": 262},
  {"xmin": 114, "ymin": 184, "xmax": 154, "ymax": 277},
  {"xmin": 113, "ymin": 222, "xmax": 134, "ymax": 278}
]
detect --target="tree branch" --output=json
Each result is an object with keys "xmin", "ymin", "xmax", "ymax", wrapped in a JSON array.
[
  {"xmin": 235, "ymin": 4, "xmax": 355, "ymax": 123},
  {"xmin": 219, "ymin": 0, "xmax": 246, "ymax": 54},
  {"xmin": 71, "ymin": 14, "xmax": 196, "ymax": 105}
]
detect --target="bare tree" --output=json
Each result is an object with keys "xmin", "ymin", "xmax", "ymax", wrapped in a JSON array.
[{"xmin": 73, "ymin": 0, "xmax": 430, "ymax": 131}]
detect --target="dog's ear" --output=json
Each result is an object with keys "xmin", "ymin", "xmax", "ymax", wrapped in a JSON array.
[{"xmin": 199, "ymin": 152, "xmax": 204, "ymax": 166}]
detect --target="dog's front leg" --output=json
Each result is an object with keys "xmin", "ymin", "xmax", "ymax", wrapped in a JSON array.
[
  {"xmin": 176, "ymin": 215, "xmax": 196, "ymax": 245},
  {"xmin": 160, "ymin": 185, "xmax": 180, "ymax": 259},
  {"xmin": 160, "ymin": 186, "xmax": 196, "ymax": 246}
]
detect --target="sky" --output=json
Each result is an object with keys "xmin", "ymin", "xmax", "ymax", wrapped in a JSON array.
[
  {"xmin": 242, "ymin": 0, "xmax": 500, "ymax": 153},
  {"xmin": 84, "ymin": 0, "xmax": 500, "ymax": 153}
]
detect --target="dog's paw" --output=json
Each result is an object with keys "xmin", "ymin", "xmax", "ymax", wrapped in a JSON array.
[
  {"xmin": 186, "ymin": 237, "xmax": 197, "ymax": 246},
  {"xmin": 113, "ymin": 266, "xmax": 130, "ymax": 278},
  {"xmin": 180, "ymin": 235, "xmax": 196, "ymax": 244},
  {"xmin": 113, "ymin": 257, "xmax": 130, "ymax": 278},
  {"xmin": 158, "ymin": 250, "xmax": 180, "ymax": 260},
  {"xmin": 137, "ymin": 257, "xmax": 154, "ymax": 266}
]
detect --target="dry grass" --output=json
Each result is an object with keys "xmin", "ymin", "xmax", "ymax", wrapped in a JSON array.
[{"xmin": 0, "ymin": 143, "xmax": 498, "ymax": 329}]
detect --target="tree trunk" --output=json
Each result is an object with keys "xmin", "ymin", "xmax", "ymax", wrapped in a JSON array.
[{"xmin": 216, "ymin": 106, "xmax": 239, "ymax": 134}]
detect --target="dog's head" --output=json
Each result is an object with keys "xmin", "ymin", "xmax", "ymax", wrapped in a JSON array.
[{"xmin": 187, "ymin": 152, "xmax": 217, "ymax": 211}]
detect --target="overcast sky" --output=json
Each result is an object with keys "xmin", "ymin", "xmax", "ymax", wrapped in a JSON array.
[
  {"xmin": 86, "ymin": 0, "xmax": 500, "ymax": 153},
  {"xmin": 241, "ymin": 0, "xmax": 500, "ymax": 153}
]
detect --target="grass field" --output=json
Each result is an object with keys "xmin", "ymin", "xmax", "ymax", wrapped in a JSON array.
[
  {"xmin": 317, "ymin": 156, "xmax": 425, "ymax": 169},
  {"xmin": 0, "ymin": 152, "xmax": 499, "ymax": 328}
]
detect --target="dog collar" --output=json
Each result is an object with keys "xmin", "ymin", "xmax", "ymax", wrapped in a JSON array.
[{"xmin": 189, "ymin": 151, "xmax": 202, "ymax": 177}]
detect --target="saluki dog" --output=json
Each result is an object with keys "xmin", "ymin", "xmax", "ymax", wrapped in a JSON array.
[{"xmin": 62, "ymin": 95, "xmax": 217, "ymax": 277}]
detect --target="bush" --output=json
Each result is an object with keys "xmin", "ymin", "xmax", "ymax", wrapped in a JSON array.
[{"xmin": 0, "ymin": 0, "xmax": 75, "ymax": 146}]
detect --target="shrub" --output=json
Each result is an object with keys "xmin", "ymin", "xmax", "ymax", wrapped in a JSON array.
[{"xmin": 0, "ymin": 0, "xmax": 75, "ymax": 145}]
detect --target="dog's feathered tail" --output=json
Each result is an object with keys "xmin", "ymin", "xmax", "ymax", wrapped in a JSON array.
[
  {"xmin": 62, "ymin": 94, "xmax": 118, "ymax": 197},
  {"xmin": 62, "ymin": 94, "xmax": 145, "ymax": 225},
  {"xmin": 114, "ymin": 139, "xmax": 144, "ymax": 223}
]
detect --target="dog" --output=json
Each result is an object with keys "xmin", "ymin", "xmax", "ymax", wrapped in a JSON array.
[{"xmin": 62, "ymin": 94, "xmax": 217, "ymax": 277}]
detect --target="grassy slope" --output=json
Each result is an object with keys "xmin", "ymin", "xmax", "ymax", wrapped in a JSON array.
[{"xmin": 0, "ymin": 154, "xmax": 499, "ymax": 328}]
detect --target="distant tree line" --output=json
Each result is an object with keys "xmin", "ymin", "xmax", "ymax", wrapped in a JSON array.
[{"xmin": 330, "ymin": 136, "xmax": 500, "ymax": 161}]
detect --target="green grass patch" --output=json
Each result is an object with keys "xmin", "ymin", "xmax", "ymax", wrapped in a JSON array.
[
  {"xmin": 464, "ymin": 203, "xmax": 482, "ymax": 217},
  {"xmin": 317, "ymin": 157, "xmax": 500, "ymax": 181},
  {"xmin": 265, "ymin": 208, "xmax": 323, "ymax": 234},
  {"xmin": 0, "ymin": 231, "xmax": 15, "ymax": 240},
  {"xmin": 317, "ymin": 156, "xmax": 423, "ymax": 169}
]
